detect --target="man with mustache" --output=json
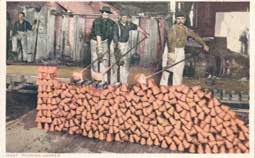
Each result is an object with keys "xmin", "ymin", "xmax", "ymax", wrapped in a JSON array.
[
  {"xmin": 90, "ymin": 6, "xmax": 116, "ymax": 85},
  {"xmin": 160, "ymin": 11, "xmax": 209, "ymax": 86}
]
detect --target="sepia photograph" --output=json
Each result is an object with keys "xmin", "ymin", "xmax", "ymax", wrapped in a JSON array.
[{"xmin": 5, "ymin": 1, "xmax": 250, "ymax": 154}]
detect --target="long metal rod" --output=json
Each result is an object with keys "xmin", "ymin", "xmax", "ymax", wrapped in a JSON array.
[
  {"xmin": 80, "ymin": 49, "xmax": 109, "ymax": 73},
  {"xmin": 145, "ymin": 52, "xmax": 198, "ymax": 79},
  {"xmin": 81, "ymin": 37, "xmax": 147, "ymax": 73},
  {"xmin": 103, "ymin": 37, "xmax": 147, "ymax": 73}
]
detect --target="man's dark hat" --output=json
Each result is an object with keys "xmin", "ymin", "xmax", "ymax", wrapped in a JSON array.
[
  {"xmin": 175, "ymin": 11, "xmax": 185, "ymax": 17},
  {"xmin": 100, "ymin": 6, "xmax": 112, "ymax": 14},
  {"xmin": 120, "ymin": 9, "xmax": 129, "ymax": 16}
]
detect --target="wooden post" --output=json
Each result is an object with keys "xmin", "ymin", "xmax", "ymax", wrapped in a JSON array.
[{"xmin": 46, "ymin": 8, "xmax": 56, "ymax": 59}]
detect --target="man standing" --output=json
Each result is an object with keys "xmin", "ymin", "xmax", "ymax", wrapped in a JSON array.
[
  {"xmin": 90, "ymin": 6, "xmax": 116, "ymax": 84},
  {"xmin": 12, "ymin": 12, "xmax": 33, "ymax": 62},
  {"xmin": 110, "ymin": 9, "xmax": 149, "ymax": 84},
  {"xmin": 160, "ymin": 11, "xmax": 209, "ymax": 86}
]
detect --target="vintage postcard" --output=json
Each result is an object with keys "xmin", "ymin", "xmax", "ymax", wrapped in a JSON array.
[{"xmin": 2, "ymin": 0, "xmax": 253, "ymax": 158}]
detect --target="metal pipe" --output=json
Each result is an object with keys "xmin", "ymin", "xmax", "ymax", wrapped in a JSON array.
[{"xmin": 145, "ymin": 51, "xmax": 199, "ymax": 79}]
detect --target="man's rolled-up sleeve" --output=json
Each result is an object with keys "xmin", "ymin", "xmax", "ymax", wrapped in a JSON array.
[{"xmin": 187, "ymin": 28, "xmax": 206, "ymax": 47}]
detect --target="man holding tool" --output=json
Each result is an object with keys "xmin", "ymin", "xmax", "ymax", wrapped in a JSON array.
[
  {"xmin": 11, "ymin": 12, "xmax": 35, "ymax": 62},
  {"xmin": 160, "ymin": 11, "xmax": 209, "ymax": 86},
  {"xmin": 110, "ymin": 9, "xmax": 149, "ymax": 84},
  {"xmin": 90, "ymin": 6, "xmax": 116, "ymax": 85}
]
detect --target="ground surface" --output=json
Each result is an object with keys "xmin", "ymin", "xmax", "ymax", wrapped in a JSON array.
[
  {"xmin": 7, "ymin": 65, "xmax": 249, "ymax": 92},
  {"xmin": 6, "ymin": 111, "xmax": 176, "ymax": 153},
  {"xmin": 6, "ymin": 92, "xmax": 248, "ymax": 153}
]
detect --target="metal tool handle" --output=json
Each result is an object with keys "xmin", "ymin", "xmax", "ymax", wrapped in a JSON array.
[
  {"xmin": 96, "ymin": 37, "xmax": 148, "ymax": 77},
  {"xmin": 111, "ymin": 37, "xmax": 147, "ymax": 68},
  {"xmin": 80, "ymin": 49, "xmax": 109, "ymax": 73},
  {"xmin": 145, "ymin": 52, "xmax": 199, "ymax": 79},
  {"xmin": 93, "ymin": 37, "xmax": 148, "ymax": 76}
]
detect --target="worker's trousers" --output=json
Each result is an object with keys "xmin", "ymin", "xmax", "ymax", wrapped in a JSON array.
[
  {"xmin": 160, "ymin": 45, "xmax": 185, "ymax": 86},
  {"xmin": 110, "ymin": 42, "xmax": 129, "ymax": 84},
  {"xmin": 12, "ymin": 32, "xmax": 33, "ymax": 62},
  {"xmin": 90, "ymin": 39, "xmax": 109, "ymax": 83}
]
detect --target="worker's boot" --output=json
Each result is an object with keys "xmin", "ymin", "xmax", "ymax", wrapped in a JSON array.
[
  {"xmin": 82, "ymin": 79, "xmax": 92, "ymax": 85},
  {"xmin": 113, "ymin": 82, "xmax": 121, "ymax": 87},
  {"xmin": 97, "ymin": 81, "xmax": 108, "ymax": 89},
  {"xmin": 92, "ymin": 80, "xmax": 100, "ymax": 87}
]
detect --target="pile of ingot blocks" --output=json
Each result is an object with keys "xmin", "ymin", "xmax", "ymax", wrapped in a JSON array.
[{"xmin": 35, "ymin": 66, "xmax": 249, "ymax": 153}]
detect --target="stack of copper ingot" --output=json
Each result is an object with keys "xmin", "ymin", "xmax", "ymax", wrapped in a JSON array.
[
  {"xmin": 36, "ymin": 66, "xmax": 58, "ymax": 132},
  {"xmin": 35, "ymin": 66, "xmax": 249, "ymax": 153}
]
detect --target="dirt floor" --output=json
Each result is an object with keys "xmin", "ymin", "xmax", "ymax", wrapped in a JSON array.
[
  {"xmin": 6, "ymin": 92, "xmax": 37, "ymax": 121},
  {"xmin": 6, "ymin": 111, "xmax": 176, "ymax": 153},
  {"xmin": 7, "ymin": 65, "xmax": 83, "ymax": 78},
  {"xmin": 6, "ymin": 92, "xmax": 248, "ymax": 153},
  {"xmin": 7, "ymin": 65, "xmax": 249, "ymax": 92}
]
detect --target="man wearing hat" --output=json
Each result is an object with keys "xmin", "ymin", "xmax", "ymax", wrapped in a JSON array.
[
  {"xmin": 11, "ymin": 11, "xmax": 34, "ymax": 62},
  {"xmin": 110, "ymin": 9, "xmax": 149, "ymax": 84},
  {"xmin": 160, "ymin": 11, "xmax": 209, "ymax": 86},
  {"xmin": 90, "ymin": 6, "xmax": 116, "ymax": 84}
]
